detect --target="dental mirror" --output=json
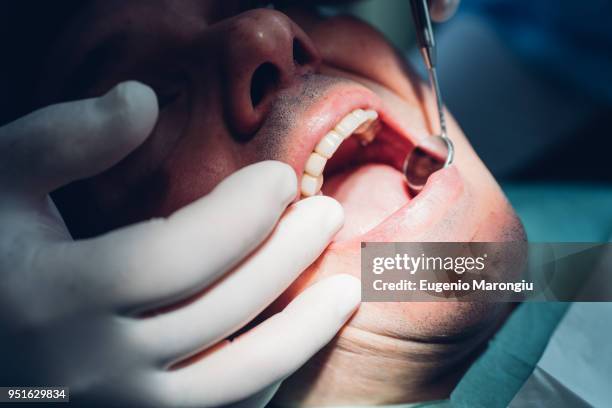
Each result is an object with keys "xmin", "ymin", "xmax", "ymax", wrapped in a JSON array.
[
  {"xmin": 402, "ymin": 65, "xmax": 454, "ymax": 194},
  {"xmin": 405, "ymin": 0, "xmax": 454, "ymax": 194},
  {"xmin": 403, "ymin": 133, "xmax": 453, "ymax": 193}
]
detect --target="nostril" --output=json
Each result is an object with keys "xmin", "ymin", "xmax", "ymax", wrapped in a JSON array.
[
  {"xmin": 250, "ymin": 62, "xmax": 279, "ymax": 107},
  {"xmin": 292, "ymin": 38, "xmax": 312, "ymax": 66}
]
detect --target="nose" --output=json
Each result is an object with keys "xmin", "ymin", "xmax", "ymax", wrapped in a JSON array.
[{"xmin": 218, "ymin": 9, "xmax": 321, "ymax": 139}]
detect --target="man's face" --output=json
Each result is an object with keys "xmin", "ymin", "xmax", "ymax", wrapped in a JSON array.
[{"xmin": 41, "ymin": 0, "xmax": 524, "ymax": 404}]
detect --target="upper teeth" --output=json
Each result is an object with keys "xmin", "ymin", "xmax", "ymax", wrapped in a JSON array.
[{"xmin": 301, "ymin": 109, "xmax": 378, "ymax": 197}]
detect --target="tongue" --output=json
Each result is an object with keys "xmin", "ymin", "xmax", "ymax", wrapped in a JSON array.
[{"xmin": 322, "ymin": 163, "xmax": 410, "ymax": 242}]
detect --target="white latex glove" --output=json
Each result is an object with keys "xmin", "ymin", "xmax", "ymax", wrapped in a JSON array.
[
  {"xmin": 429, "ymin": 0, "xmax": 460, "ymax": 22},
  {"xmin": 0, "ymin": 81, "xmax": 361, "ymax": 407}
]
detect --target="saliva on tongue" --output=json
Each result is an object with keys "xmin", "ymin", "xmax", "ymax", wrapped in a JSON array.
[{"xmin": 322, "ymin": 163, "xmax": 410, "ymax": 242}]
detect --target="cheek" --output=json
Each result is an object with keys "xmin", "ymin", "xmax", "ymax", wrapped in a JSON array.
[
  {"xmin": 149, "ymin": 93, "xmax": 246, "ymax": 216},
  {"xmin": 310, "ymin": 16, "xmax": 421, "ymax": 106},
  {"xmin": 475, "ymin": 201, "xmax": 526, "ymax": 242},
  {"xmin": 154, "ymin": 132, "xmax": 237, "ymax": 215},
  {"xmin": 444, "ymin": 112, "xmax": 525, "ymax": 242}
]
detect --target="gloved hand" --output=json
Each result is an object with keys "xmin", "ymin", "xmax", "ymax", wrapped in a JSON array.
[
  {"xmin": 0, "ymin": 81, "xmax": 361, "ymax": 407},
  {"xmin": 429, "ymin": 0, "xmax": 460, "ymax": 22}
]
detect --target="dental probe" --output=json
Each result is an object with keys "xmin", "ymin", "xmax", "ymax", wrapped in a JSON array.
[{"xmin": 409, "ymin": 0, "xmax": 454, "ymax": 166}]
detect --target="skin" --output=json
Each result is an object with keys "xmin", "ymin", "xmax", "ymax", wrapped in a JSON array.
[{"xmin": 31, "ymin": 0, "xmax": 525, "ymax": 405}]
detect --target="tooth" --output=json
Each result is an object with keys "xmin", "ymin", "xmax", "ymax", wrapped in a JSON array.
[
  {"xmin": 305, "ymin": 152, "xmax": 327, "ymax": 177},
  {"xmin": 315, "ymin": 130, "xmax": 343, "ymax": 159},
  {"xmin": 335, "ymin": 109, "xmax": 366, "ymax": 138},
  {"xmin": 301, "ymin": 173, "xmax": 324, "ymax": 197},
  {"xmin": 365, "ymin": 110, "xmax": 378, "ymax": 120},
  {"xmin": 355, "ymin": 120, "xmax": 380, "ymax": 146},
  {"xmin": 355, "ymin": 120, "xmax": 373, "ymax": 134},
  {"xmin": 354, "ymin": 110, "xmax": 378, "ymax": 133}
]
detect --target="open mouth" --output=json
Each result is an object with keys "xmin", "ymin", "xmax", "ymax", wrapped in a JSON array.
[{"xmin": 294, "ymin": 87, "xmax": 418, "ymax": 243}]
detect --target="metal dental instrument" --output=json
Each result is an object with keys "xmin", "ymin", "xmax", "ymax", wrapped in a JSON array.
[{"xmin": 404, "ymin": 0, "xmax": 455, "ymax": 193}]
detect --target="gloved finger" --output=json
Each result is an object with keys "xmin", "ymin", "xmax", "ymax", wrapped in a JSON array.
[
  {"xmin": 0, "ymin": 81, "xmax": 158, "ymax": 196},
  {"xmin": 429, "ymin": 0, "xmax": 460, "ymax": 22},
  {"xmin": 158, "ymin": 274, "xmax": 361, "ymax": 407},
  {"xmin": 132, "ymin": 196, "xmax": 344, "ymax": 366},
  {"xmin": 60, "ymin": 161, "xmax": 297, "ymax": 312}
]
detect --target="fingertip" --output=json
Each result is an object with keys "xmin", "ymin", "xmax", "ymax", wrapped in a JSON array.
[
  {"xmin": 251, "ymin": 161, "xmax": 298, "ymax": 205},
  {"xmin": 326, "ymin": 274, "xmax": 362, "ymax": 321},
  {"xmin": 293, "ymin": 195, "xmax": 344, "ymax": 234},
  {"xmin": 317, "ymin": 195, "xmax": 344, "ymax": 232},
  {"xmin": 120, "ymin": 80, "xmax": 158, "ymax": 113},
  {"xmin": 430, "ymin": 0, "xmax": 460, "ymax": 22},
  {"xmin": 100, "ymin": 81, "xmax": 159, "ymax": 148}
]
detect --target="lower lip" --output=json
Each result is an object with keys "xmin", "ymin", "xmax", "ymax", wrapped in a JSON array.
[{"xmin": 328, "ymin": 164, "xmax": 463, "ymax": 249}]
